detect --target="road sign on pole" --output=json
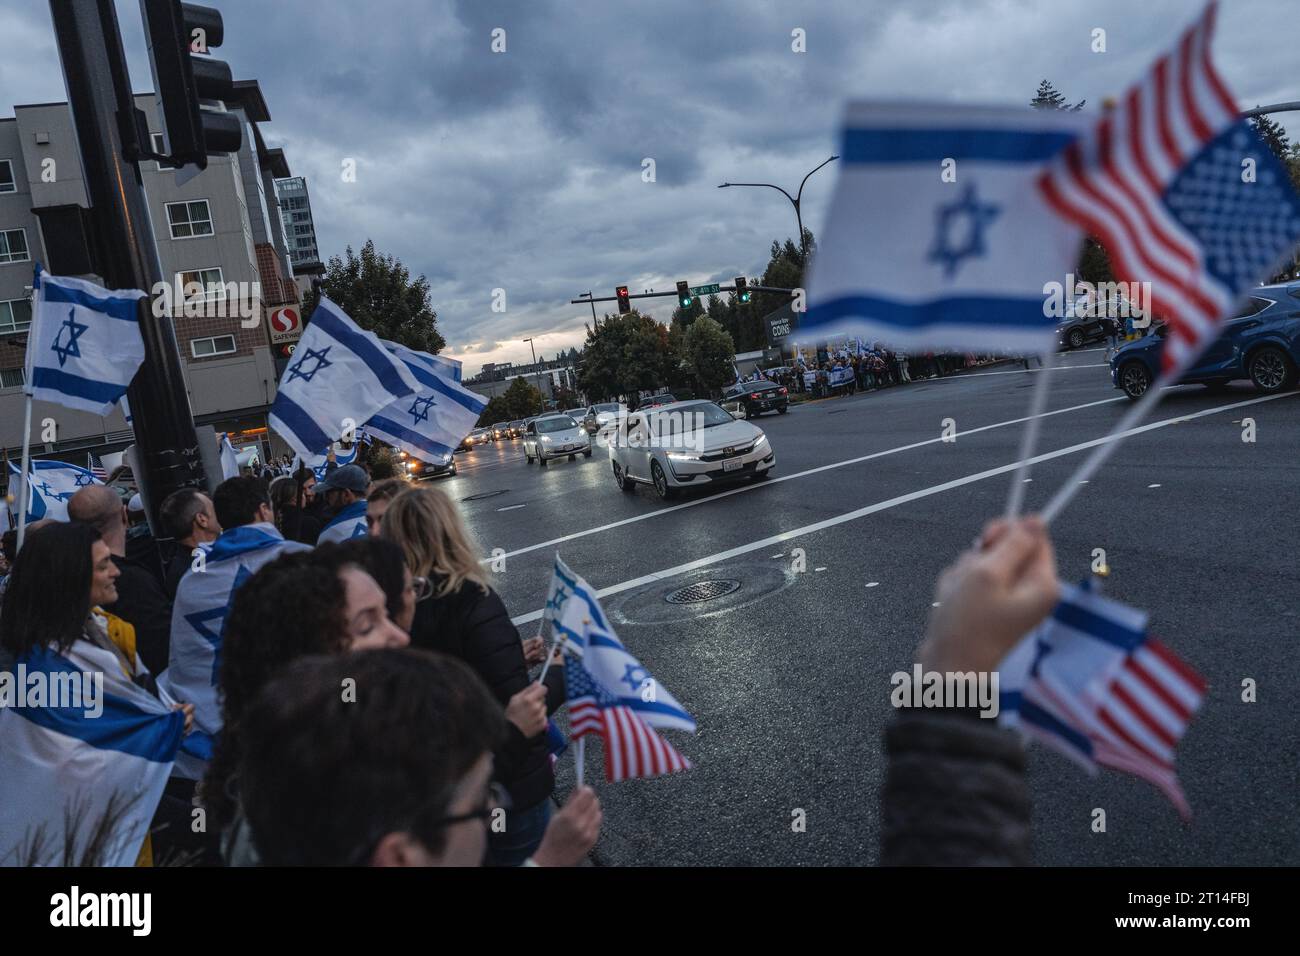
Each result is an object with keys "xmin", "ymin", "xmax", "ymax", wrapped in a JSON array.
[{"xmin": 690, "ymin": 283, "xmax": 721, "ymax": 296}]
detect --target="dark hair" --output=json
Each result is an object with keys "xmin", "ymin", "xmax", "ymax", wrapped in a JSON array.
[
  {"xmin": 0, "ymin": 522, "xmax": 100, "ymax": 658},
  {"xmin": 239, "ymin": 648, "xmax": 505, "ymax": 866},
  {"xmin": 203, "ymin": 550, "xmax": 351, "ymax": 832},
  {"xmin": 316, "ymin": 538, "xmax": 407, "ymax": 625},
  {"xmin": 1, "ymin": 529, "xmax": 16, "ymax": 565},
  {"xmin": 268, "ymin": 476, "xmax": 299, "ymax": 534},
  {"xmin": 291, "ymin": 467, "xmax": 316, "ymax": 510},
  {"xmin": 158, "ymin": 488, "xmax": 208, "ymax": 541},
  {"xmin": 212, "ymin": 476, "xmax": 269, "ymax": 530}
]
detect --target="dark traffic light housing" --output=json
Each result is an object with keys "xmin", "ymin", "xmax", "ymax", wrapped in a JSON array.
[
  {"xmin": 735, "ymin": 276, "xmax": 750, "ymax": 303},
  {"xmin": 616, "ymin": 285, "xmax": 631, "ymax": 314},
  {"xmin": 676, "ymin": 280, "xmax": 692, "ymax": 309},
  {"xmin": 141, "ymin": 0, "xmax": 242, "ymax": 170}
]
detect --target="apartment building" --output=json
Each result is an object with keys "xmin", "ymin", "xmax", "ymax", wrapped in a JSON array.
[{"xmin": 0, "ymin": 79, "xmax": 305, "ymax": 465}]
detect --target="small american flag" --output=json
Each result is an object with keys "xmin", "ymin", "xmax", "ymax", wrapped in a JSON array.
[
  {"xmin": 1038, "ymin": 2, "xmax": 1300, "ymax": 374},
  {"xmin": 87, "ymin": 452, "xmax": 108, "ymax": 482},
  {"xmin": 1000, "ymin": 579, "xmax": 1206, "ymax": 819},
  {"xmin": 565, "ymin": 654, "xmax": 690, "ymax": 783}
]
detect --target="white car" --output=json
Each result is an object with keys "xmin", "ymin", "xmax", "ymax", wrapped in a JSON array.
[
  {"xmin": 583, "ymin": 402, "xmax": 626, "ymax": 435},
  {"xmin": 608, "ymin": 400, "xmax": 775, "ymax": 499},
  {"xmin": 523, "ymin": 414, "xmax": 592, "ymax": 467}
]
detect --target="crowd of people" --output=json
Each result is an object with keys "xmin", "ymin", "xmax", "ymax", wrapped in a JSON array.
[
  {"xmin": 0, "ymin": 438, "xmax": 1063, "ymax": 867},
  {"xmin": 759, "ymin": 347, "xmax": 1005, "ymax": 399}
]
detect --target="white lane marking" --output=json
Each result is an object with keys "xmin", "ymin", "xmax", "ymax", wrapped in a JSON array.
[
  {"xmin": 926, "ymin": 363, "xmax": 1109, "ymax": 379},
  {"xmin": 497, "ymin": 504, "xmax": 528, "ymax": 512},
  {"xmin": 486, "ymin": 395, "xmax": 1128, "ymax": 563},
  {"xmin": 866, "ymin": 582, "xmax": 880, "ymax": 588},
  {"xmin": 1147, "ymin": 484, "xmax": 1162, "ymax": 489},
  {"xmin": 510, "ymin": 390, "xmax": 1297, "ymax": 625}
]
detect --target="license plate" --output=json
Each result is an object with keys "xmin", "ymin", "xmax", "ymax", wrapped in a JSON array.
[{"xmin": 723, "ymin": 457, "xmax": 743, "ymax": 473}]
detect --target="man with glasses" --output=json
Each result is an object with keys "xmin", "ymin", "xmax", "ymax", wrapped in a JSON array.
[{"xmin": 238, "ymin": 648, "xmax": 602, "ymax": 866}]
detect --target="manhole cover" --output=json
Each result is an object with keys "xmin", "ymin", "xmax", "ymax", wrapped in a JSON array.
[
  {"xmin": 665, "ymin": 579, "xmax": 741, "ymax": 604},
  {"xmin": 462, "ymin": 489, "xmax": 509, "ymax": 501}
]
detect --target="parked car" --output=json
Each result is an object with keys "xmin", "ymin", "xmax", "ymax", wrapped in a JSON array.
[
  {"xmin": 720, "ymin": 381, "xmax": 789, "ymax": 419},
  {"xmin": 608, "ymin": 400, "xmax": 775, "ymax": 500},
  {"xmin": 584, "ymin": 402, "xmax": 625, "ymax": 434},
  {"xmin": 1109, "ymin": 284, "xmax": 1300, "ymax": 400},
  {"xmin": 523, "ymin": 414, "xmax": 592, "ymax": 467}
]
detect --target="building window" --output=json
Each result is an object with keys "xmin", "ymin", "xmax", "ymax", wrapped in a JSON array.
[
  {"xmin": 0, "ymin": 298, "xmax": 32, "ymax": 334},
  {"xmin": 166, "ymin": 200, "xmax": 213, "ymax": 239},
  {"xmin": 190, "ymin": 334, "xmax": 237, "ymax": 358},
  {"xmin": 176, "ymin": 267, "xmax": 226, "ymax": 303},
  {"xmin": 0, "ymin": 160, "xmax": 15, "ymax": 194},
  {"xmin": 0, "ymin": 228, "xmax": 30, "ymax": 264},
  {"xmin": 292, "ymin": 212, "xmax": 309, "ymax": 222},
  {"xmin": 0, "ymin": 366, "xmax": 24, "ymax": 389},
  {"xmin": 150, "ymin": 133, "xmax": 179, "ymax": 171}
]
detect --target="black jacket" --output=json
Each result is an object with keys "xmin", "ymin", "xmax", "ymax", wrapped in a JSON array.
[
  {"xmin": 880, "ymin": 709, "xmax": 1032, "ymax": 865},
  {"xmin": 276, "ymin": 507, "xmax": 323, "ymax": 547},
  {"xmin": 408, "ymin": 577, "xmax": 554, "ymax": 810},
  {"xmin": 105, "ymin": 555, "xmax": 173, "ymax": 676}
]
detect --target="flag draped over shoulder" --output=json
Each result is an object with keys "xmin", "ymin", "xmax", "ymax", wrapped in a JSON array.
[
  {"xmin": 546, "ymin": 556, "xmax": 695, "ymax": 782},
  {"xmin": 0, "ymin": 641, "xmax": 184, "ymax": 866},
  {"xmin": 268, "ymin": 297, "xmax": 420, "ymax": 460},
  {"xmin": 23, "ymin": 264, "xmax": 147, "ymax": 416},
  {"xmin": 159, "ymin": 523, "xmax": 310, "ymax": 779},
  {"xmin": 6, "ymin": 459, "xmax": 103, "ymax": 523},
  {"xmin": 364, "ymin": 341, "xmax": 487, "ymax": 463},
  {"xmin": 998, "ymin": 578, "xmax": 1206, "ymax": 819},
  {"xmin": 804, "ymin": 104, "xmax": 1089, "ymax": 355},
  {"xmin": 1038, "ymin": 1, "xmax": 1300, "ymax": 374}
]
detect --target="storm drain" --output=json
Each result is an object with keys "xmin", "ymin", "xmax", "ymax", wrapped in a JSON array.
[
  {"xmin": 664, "ymin": 579, "xmax": 741, "ymax": 604},
  {"xmin": 462, "ymin": 489, "xmax": 509, "ymax": 502}
]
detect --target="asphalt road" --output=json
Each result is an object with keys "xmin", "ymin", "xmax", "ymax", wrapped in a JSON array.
[{"xmin": 439, "ymin": 349, "xmax": 1300, "ymax": 866}]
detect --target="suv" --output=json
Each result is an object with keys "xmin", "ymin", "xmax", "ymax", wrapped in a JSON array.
[
  {"xmin": 721, "ymin": 381, "xmax": 789, "ymax": 419},
  {"xmin": 1109, "ymin": 284, "xmax": 1300, "ymax": 400}
]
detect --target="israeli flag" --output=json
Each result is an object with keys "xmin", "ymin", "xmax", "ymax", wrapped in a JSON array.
[
  {"xmin": 545, "ymin": 555, "xmax": 695, "ymax": 733},
  {"xmin": 365, "ymin": 341, "xmax": 487, "ymax": 464},
  {"xmin": 7, "ymin": 459, "xmax": 103, "ymax": 523},
  {"xmin": 159, "ymin": 523, "xmax": 310, "ymax": 779},
  {"xmin": 804, "ymin": 104, "xmax": 1088, "ymax": 355},
  {"xmin": 0, "ymin": 639, "xmax": 184, "ymax": 866},
  {"xmin": 317, "ymin": 500, "xmax": 369, "ymax": 545},
  {"xmin": 268, "ymin": 297, "xmax": 420, "ymax": 461},
  {"xmin": 23, "ymin": 264, "xmax": 147, "ymax": 416}
]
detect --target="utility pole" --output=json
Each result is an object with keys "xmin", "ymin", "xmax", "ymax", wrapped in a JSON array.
[
  {"xmin": 48, "ymin": 0, "xmax": 207, "ymax": 524},
  {"xmin": 719, "ymin": 155, "xmax": 839, "ymax": 265},
  {"xmin": 523, "ymin": 336, "xmax": 544, "ymax": 415}
]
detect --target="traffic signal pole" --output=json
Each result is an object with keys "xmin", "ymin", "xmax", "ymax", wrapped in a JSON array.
[{"xmin": 49, "ymin": 0, "xmax": 208, "ymax": 524}]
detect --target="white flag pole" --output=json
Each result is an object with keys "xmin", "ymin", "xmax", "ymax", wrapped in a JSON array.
[
  {"xmin": 575, "ymin": 737, "xmax": 585, "ymax": 785},
  {"xmin": 536, "ymin": 632, "xmax": 566, "ymax": 685},
  {"xmin": 1004, "ymin": 348, "xmax": 1057, "ymax": 518},
  {"xmin": 16, "ymin": 394, "xmax": 33, "ymax": 549}
]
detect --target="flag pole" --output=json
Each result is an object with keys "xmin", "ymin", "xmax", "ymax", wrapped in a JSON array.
[
  {"xmin": 575, "ymin": 737, "xmax": 585, "ymax": 785},
  {"xmin": 1004, "ymin": 348, "xmax": 1057, "ymax": 518},
  {"xmin": 537, "ymin": 632, "xmax": 566, "ymax": 685},
  {"xmin": 1040, "ymin": 369, "xmax": 1171, "ymax": 524},
  {"xmin": 16, "ymin": 394, "xmax": 33, "ymax": 549}
]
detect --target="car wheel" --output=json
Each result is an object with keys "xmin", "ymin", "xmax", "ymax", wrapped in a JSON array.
[
  {"xmin": 1247, "ymin": 346, "xmax": 1295, "ymax": 393},
  {"xmin": 539, "ymin": 456, "xmax": 548, "ymax": 468},
  {"xmin": 613, "ymin": 461, "xmax": 634, "ymax": 493},
  {"xmin": 1119, "ymin": 361, "xmax": 1151, "ymax": 401},
  {"xmin": 777, "ymin": 405, "xmax": 788, "ymax": 414},
  {"xmin": 1068, "ymin": 328, "xmax": 1085, "ymax": 349},
  {"xmin": 650, "ymin": 460, "xmax": 676, "ymax": 500},
  {"xmin": 583, "ymin": 448, "xmax": 592, "ymax": 458}
]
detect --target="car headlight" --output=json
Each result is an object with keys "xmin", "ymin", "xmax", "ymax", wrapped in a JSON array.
[
  {"xmin": 755, "ymin": 434, "xmax": 770, "ymax": 451},
  {"xmin": 667, "ymin": 451, "xmax": 700, "ymax": 462},
  {"xmin": 540, "ymin": 435, "xmax": 552, "ymax": 443}
]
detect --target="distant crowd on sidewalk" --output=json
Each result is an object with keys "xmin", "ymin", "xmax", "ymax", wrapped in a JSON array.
[{"xmin": 759, "ymin": 347, "xmax": 1006, "ymax": 399}]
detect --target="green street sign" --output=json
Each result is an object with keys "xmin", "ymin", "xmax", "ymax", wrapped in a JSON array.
[{"xmin": 690, "ymin": 283, "xmax": 721, "ymax": 295}]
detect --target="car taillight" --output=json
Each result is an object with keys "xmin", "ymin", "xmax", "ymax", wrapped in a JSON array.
[
  {"xmin": 779, "ymin": 387, "xmax": 787, "ymax": 395},
  {"xmin": 749, "ymin": 393, "xmax": 761, "ymax": 400}
]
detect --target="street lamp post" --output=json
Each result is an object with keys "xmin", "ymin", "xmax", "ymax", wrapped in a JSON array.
[
  {"xmin": 523, "ymin": 336, "xmax": 544, "ymax": 415},
  {"xmin": 718, "ymin": 155, "xmax": 839, "ymax": 265}
]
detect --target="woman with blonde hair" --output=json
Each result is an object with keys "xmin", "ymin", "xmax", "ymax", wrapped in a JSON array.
[{"xmin": 382, "ymin": 486, "xmax": 559, "ymax": 866}]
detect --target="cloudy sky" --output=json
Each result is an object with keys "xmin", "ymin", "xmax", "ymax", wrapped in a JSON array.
[{"xmin": 2, "ymin": 0, "xmax": 1297, "ymax": 372}]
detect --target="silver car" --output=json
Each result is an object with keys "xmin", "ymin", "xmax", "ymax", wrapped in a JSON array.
[{"xmin": 523, "ymin": 414, "xmax": 592, "ymax": 467}]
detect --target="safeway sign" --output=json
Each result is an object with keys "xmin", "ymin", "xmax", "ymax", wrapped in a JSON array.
[{"xmin": 268, "ymin": 305, "xmax": 303, "ymax": 344}]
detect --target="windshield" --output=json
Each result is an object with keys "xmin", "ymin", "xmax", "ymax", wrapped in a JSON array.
[
  {"xmin": 536, "ymin": 416, "xmax": 577, "ymax": 433},
  {"xmin": 652, "ymin": 402, "xmax": 734, "ymax": 434},
  {"xmin": 596, "ymin": 403, "xmax": 619, "ymax": 413}
]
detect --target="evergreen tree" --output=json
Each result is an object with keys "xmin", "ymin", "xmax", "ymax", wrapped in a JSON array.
[{"xmin": 1031, "ymin": 80, "xmax": 1085, "ymax": 112}]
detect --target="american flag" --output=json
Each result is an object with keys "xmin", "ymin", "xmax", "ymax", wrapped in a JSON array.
[
  {"xmin": 1000, "ymin": 579, "xmax": 1206, "ymax": 819},
  {"xmin": 87, "ymin": 452, "xmax": 108, "ymax": 481},
  {"xmin": 565, "ymin": 654, "xmax": 691, "ymax": 783},
  {"xmin": 1038, "ymin": 2, "xmax": 1300, "ymax": 374}
]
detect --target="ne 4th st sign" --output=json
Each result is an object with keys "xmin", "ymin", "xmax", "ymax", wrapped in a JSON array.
[{"xmin": 691, "ymin": 283, "xmax": 721, "ymax": 296}]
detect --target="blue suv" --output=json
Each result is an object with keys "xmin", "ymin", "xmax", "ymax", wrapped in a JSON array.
[{"xmin": 1109, "ymin": 282, "xmax": 1300, "ymax": 400}]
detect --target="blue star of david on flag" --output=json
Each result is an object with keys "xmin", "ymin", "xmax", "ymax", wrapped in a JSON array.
[
  {"xmin": 928, "ymin": 183, "xmax": 1001, "ymax": 279},
  {"xmin": 408, "ymin": 395, "xmax": 436, "ymax": 425},
  {"xmin": 183, "ymin": 565, "xmax": 251, "ymax": 684},
  {"xmin": 286, "ymin": 346, "xmax": 332, "ymax": 384},
  {"xmin": 49, "ymin": 307, "xmax": 88, "ymax": 368}
]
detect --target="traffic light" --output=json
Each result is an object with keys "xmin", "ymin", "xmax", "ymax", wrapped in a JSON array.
[
  {"xmin": 676, "ymin": 280, "xmax": 693, "ymax": 309},
  {"xmin": 141, "ymin": 0, "xmax": 243, "ymax": 170},
  {"xmin": 735, "ymin": 276, "xmax": 751, "ymax": 303},
  {"xmin": 615, "ymin": 285, "xmax": 631, "ymax": 314}
]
